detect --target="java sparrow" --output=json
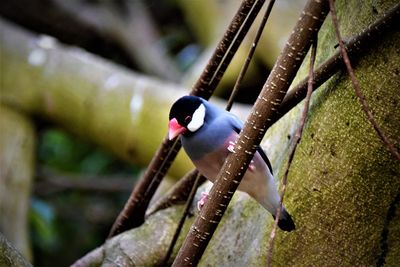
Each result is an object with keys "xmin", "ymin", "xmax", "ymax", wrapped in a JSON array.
[{"xmin": 168, "ymin": 96, "xmax": 295, "ymax": 232}]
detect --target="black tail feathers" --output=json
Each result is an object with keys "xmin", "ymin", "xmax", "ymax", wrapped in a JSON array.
[{"xmin": 272, "ymin": 208, "xmax": 295, "ymax": 232}]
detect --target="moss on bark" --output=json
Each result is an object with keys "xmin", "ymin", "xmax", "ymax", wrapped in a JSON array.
[{"xmin": 271, "ymin": 1, "xmax": 400, "ymax": 266}]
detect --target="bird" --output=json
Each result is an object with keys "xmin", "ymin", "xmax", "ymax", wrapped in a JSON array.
[{"xmin": 168, "ymin": 95, "xmax": 295, "ymax": 232}]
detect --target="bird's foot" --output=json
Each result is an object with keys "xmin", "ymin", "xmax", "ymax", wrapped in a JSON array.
[
  {"xmin": 197, "ymin": 192, "xmax": 209, "ymax": 211},
  {"xmin": 227, "ymin": 141, "xmax": 236, "ymax": 153}
]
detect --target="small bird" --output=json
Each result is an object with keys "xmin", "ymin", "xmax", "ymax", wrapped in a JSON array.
[{"xmin": 168, "ymin": 95, "xmax": 295, "ymax": 232}]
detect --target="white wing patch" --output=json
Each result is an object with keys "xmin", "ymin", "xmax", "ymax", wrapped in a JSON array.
[{"xmin": 187, "ymin": 104, "xmax": 206, "ymax": 132}]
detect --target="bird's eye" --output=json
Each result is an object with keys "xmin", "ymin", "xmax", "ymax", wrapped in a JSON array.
[{"xmin": 184, "ymin": 116, "xmax": 192, "ymax": 124}]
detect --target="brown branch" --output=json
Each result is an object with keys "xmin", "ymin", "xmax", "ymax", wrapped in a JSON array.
[
  {"xmin": 34, "ymin": 167, "xmax": 134, "ymax": 195},
  {"xmin": 172, "ymin": 1, "xmax": 330, "ymax": 266},
  {"xmin": 146, "ymin": 169, "xmax": 206, "ymax": 216},
  {"xmin": 52, "ymin": 0, "xmax": 181, "ymax": 81},
  {"xmin": 70, "ymin": 245, "xmax": 104, "ymax": 267},
  {"xmin": 108, "ymin": 136, "xmax": 180, "ymax": 237},
  {"xmin": 226, "ymin": 0, "xmax": 276, "ymax": 111},
  {"xmin": 267, "ymin": 41, "xmax": 317, "ymax": 266},
  {"xmin": 191, "ymin": 0, "xmax": 267, "ymax": 97},
  {"xmin": 328, "ymin": 0, "xmax": 400, "ymax": 161},
  {"xmin": 108, "ymin": 0, "xmax": 266, "ymax": 238}
]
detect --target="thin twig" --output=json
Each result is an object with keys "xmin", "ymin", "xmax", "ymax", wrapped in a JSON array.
[
  {"xmin": 328, "ymin": 0, "xmax": 400, "ymax": 161},
  {"xmin": 35, "ymin": 167, "xmax": 134, "ymax": 195},
  {"xmin": 226, "ymin": 0, "xmax": 276, "ymax": 111},
  {"xmin": 161, "ymin": 171, "xmax": 202, "ymax": 266},
  {"xmin": 145, "ymin": 169, "xmax": 206, "ymax": 216},
  {"xmin": 192, "ymin": 0, "xmax": 267, "ymax": 97},
  {"xmin": 266, "ymin": 41, "xmax": 317, "ymax": 266},
  {"xmin": 107, "ymin": 136, "xmax": 180, "ymax": 237}
]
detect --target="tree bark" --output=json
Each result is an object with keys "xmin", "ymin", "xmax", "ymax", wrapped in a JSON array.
[
  {"xmin": 0, "ymin": 233, "xmax": 32, "ymax": 267},
  {"xmin": 270, "ymin": 1, "xmax": 400, "ymax": 265}
]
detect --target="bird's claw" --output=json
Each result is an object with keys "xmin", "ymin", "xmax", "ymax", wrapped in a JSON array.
[{"xmin": 197, "ymin": 192, "xmax": 209, "ymax": 211}]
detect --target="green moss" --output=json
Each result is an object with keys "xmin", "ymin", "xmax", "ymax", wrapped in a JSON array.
[
  {"xmin": 103, "ymin": 205, "xmax": 194, "ymax": 266},
  {"xmin": 271, "ymin": 1, "xmax": 400, "ymax": 265}
]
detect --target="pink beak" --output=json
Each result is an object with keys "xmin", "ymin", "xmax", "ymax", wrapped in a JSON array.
[{"xmin": 168, "ymin": 118, "xmax": 186, "ymax": 140}]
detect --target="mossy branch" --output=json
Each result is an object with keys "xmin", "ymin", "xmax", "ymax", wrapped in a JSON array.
[
  {"xmin": 329, "ymin": 0, "xmax": 400, "ymax": 161},
  {"xmin": 0, "ymin": 233, "xmax": 32, "ymax": 267}
]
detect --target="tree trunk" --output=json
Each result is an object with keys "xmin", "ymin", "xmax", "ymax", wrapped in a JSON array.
[{"xmin": 270, "ymin": 1, "xmax": 400, "ymax": 265}]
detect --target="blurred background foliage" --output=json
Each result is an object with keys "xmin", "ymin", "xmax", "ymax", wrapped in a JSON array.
[
  {"xmin": 0, "ymin": 0, "xmax": 305, "ymax": 265},
  {"xmin": 33, "ymin": 128, "xmax": 138, "ymax": 267}
]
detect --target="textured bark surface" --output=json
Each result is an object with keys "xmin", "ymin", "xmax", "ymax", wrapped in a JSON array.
[
  {"xmin": 270, "ymin": 1, "xmax": 400, "ymax": 265},
  {"xmin": 0, "ymin": 105, "xmax": 35, "ymax": 261},
  {"xmin": 75, "ymin": 184, "xmax": 269, "ymax": 267},
  {"xmin": 0, "ymin": 233, "xmax": 32, "ymax": 267}
]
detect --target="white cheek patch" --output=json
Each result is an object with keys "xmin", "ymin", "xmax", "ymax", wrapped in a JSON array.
[{"xmin": 187, "ymin": 104, "xmax": 206, "ymax": 132}]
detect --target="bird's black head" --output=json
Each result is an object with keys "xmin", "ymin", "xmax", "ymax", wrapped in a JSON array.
[
  {"xmin": 169, "ymin": 96, "xmax": 203, "ymax": 127},
  {"xmin": 168, "ymin": 96, "xmax": 206, "ymax": 139}
]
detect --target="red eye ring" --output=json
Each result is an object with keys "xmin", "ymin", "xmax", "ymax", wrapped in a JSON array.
[{"xmin": 184, "ymin": 116, "xmax": 191, "ymax": 123}]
